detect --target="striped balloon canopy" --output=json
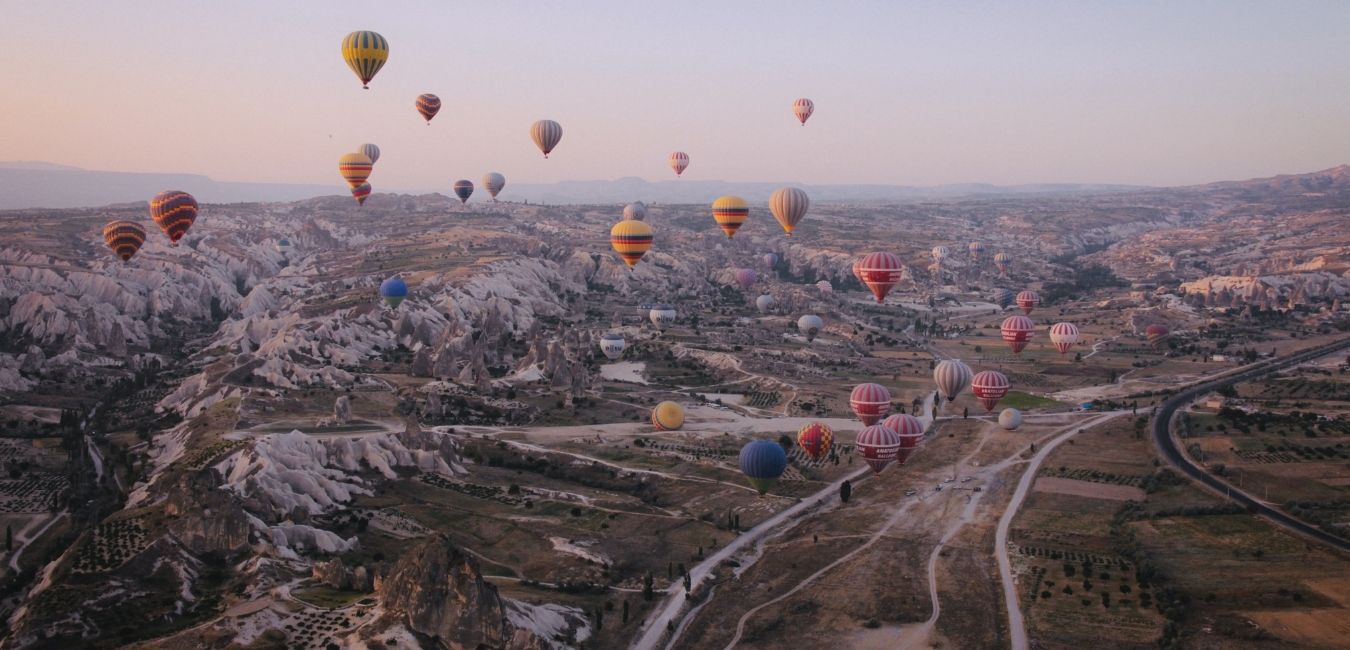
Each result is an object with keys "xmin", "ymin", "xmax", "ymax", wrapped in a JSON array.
[
  {"xmin": 856, "ymin": 424, "xmax": 901, "ymax": 474},
  {"xmin": 882, "ymin": 414, "xmax": 925, "ymax": 464},
  {"xmin": 1049, "ymin": 322, "xmax": 1080, "ymax": 354},
  {"xmin": 933, "ymin": 359, "xmax": 973, "ymax": 402},
  {"xmin": 358, "ymin": 143, "xmax": 381, "ymax": 165},
  {"xmin": 341, "ymin": 31, "xmax": 389, "ymax": 89},
  {"xmin": 415, "ymin": 94, "xmax": 441, "ymax": 124},
  {"xmin": 849, "ymin": 383, "xmax": 892, "ymax": 425},
  {"xmin": 351, "ymin": 182, "xmax": 372, "ymax": 206},
  {"xmin": 452, "ymin": 180, "xmax": 474, "ymax": 204},
  {"xmin": 711, "ymin": 196, "xmax": 749, "ymax": 239},
  {"xmin": 483, "ymin": 173, "xmax": 506, "ymax": 200},
  {"xmin": 792, "ymin": 98, "xmax": 815, "ymax": 125},
  {"xmin": 338, "ymin": 153, "xmax": 373, "ymax": 188},
  {"xmin": 669, "ymin": 151, "xmax": 689, "ymax": 176},
  {"xmin": 1016, "ymin": 290, "xmax": 1040, "ymax": 315},
  {"xmin": 610, "ymin": 220, "xmax": 653, "ymax": 268},
  {"xmin": 1001, "ymin": 315, "xmax": 1036, "ymax": 354},
  {"xmin": 149, "ymin": 190, "xmax": 198, "ymax": 246},
  {"xmin": 103, "ymin": 220, "xmax": 146, "ymax": 262},
  {"xmin": 857, "ymin": 252, "xmax": 903, "ymax": 303},
  {"xmin": 531, "ymin": 119, "xmax": 563, "ymax": 158},
  {"xmin": 971, "ymin": 370, "xmax": 1011, "ymax": 412},
  {"xmin": 768, "ymin": 187, "xmax": 809, "ymax": 236}
]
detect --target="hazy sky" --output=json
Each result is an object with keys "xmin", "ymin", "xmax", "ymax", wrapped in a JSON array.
[{"xmin": 7, "ymin": 1, "xmax": 1350, "ymax": 189}]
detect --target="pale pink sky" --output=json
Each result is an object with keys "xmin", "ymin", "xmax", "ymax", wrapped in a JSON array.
[{"xmin": 6, "ymin": 1, "xmax": 1350, "ymax": 190}]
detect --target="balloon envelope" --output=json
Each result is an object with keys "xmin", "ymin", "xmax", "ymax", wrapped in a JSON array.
[
  {"xmin": 531, "ymin": 119, "xmax": 563, "ymax": 157},
  {"xmin": 796, "ymin": 422, "xmax": 833, "ymax": 461},
  {"xmin": 669, "ymin": 151, "xmax": 689, "ymax": 176},
  {"xmin": 149, "ymin": 190, "xmax": 199, "ymax": 245},
  {"xmin": 934, "ymin": 359, "xmax": 973, "ymax": 402},
  {"xmin": 453, "ymin": 180, "xmax": 474, "ymax": 204},
  {"xmin": 103, "ymin": 220, "xmax": 146, "ymax": 262},
  {"xmin": 599, "ymin": 334, "xmax": 626, "ymax": 360},
  {"xmin": 1049, "ymin": 322, "xmax": 1080, "ymax": 354},
  {"xmin": 739, "ymin": 440, "xmax": 788, "ymax": 494},
  {"xmin": 651, "ymin": 401, "xmax": 684, "ymax": 431},
  {"xmin": 856, "ymin": 424, "xmax": 901, "ymax": 474},
  {"xmin": 756, "ymin": 294, "xmax": 775, "ymax": 313},
  {"xmin": 768, "ymin": 187, "xmax": 809, "ymax": 236},
  {"xmin": 857, "ymin": 252, "xmax": 903, "ymax": 303},
  {"xmin": 610, "ymin": 220, "xmax": 653, "ymax": 268},
  {"xmin": 711, "ymin": 196, "xmax": 750, "ymax": 239},
  {"xmin": 849, "ymin": 383, "xmax": 892, "ymax": 425},
  {"xmin": 415, "ymin": 94, "xmax": 441, "ymax": 123},
  {"xmin": 379, "ymin": 277, "xmax": 407, "ymax": 308},
  {"xmin": 483, "ymin": 173, "xmax": 506, "ymax": 199},
  {"xmin": 999, "ymin": 408, "xmax": 1023, "ymax": 431},
  {"xmin": 792, "ymin": 98, "xmax": 815, "ymax": 125},
  {"xmin": 358, "ymin": 143, "xmax": 381, "ymax": 165},
  {"xmin": 339, "ymin": 153, "xmax": 373, "ymax": 188},
  {"xmin": 1001, "ymin": 315, "xmax": 1035, "ymax": 354},
  {"xmin": 971, "ymin": 370, "xmax": 1011, "ymax": 412},
  {"xmin": 623, "ymin": 202, "xmax": 647, "ymax": 221},
  {"xmin": 341, "ymin": 31, "xmax": 389, "ymax": 89},
  {"xmin": 797, "ymin": 314, "xmax": 824, "ymax": 341}
]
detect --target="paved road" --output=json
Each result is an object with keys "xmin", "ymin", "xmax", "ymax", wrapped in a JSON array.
[{"xmin": 1151, "ymin": 337, "xmax": 1350, "ymax": 554}]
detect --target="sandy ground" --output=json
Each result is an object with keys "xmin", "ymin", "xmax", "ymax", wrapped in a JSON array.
[
  {"xmin": 1032, "ymin": 476, "xmax": 1145, "ymax": 501},
  {"xmin": 600, "ymin": 362, "xmax": 649, "ymax": 385}
]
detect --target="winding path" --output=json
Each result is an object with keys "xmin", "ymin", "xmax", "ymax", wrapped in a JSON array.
[{"xmin": 995, "ymin": 412, "xmax": 1126, "ymax": 650}]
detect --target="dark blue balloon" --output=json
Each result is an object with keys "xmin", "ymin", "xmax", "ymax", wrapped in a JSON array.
[
  {"xmin": 379, "ymin": 277, "xmax": 407, "ymax": 298},
  {"xmin": 739, "ymin": 440, "xmax": 787, "ymax": 494}
]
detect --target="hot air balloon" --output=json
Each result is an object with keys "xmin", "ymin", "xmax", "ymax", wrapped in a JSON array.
[
  {"xmin": 599, "ymin": 333, "xmax": 626, "ymax": 361},
  {"xmin": 1146, "ymin": 324, "xmax": 1170, "ymax": 349},
  {"xmin": 649, "ymin": 304, "xmax": 677, "ymax": 329},
  {"xmin": 797, "ymin": 314, "xmax": 824, "ymax": 342},
  {"xmin": 711, "ymin": 196, "xmax": 749, "ymax": 239},
  {"xmin": 994, "ymin": 252, "xmax": 1011, "ymax": 276},
  {"xmin": 768, "ymin": 187, "xmax": 809, "ymax": 236},
  {"xmin": 971, "ymin": 370, "xmax": 1011, "ymax": 412},
  {"xmin": 651, "ymin": 401, "xmax": 685, "ymax": 431},
  {"xmin": 1049, "ymin": 322, "xmax": 1080, "ymax": 354},
  {"xmin": 341, "ymin": 31, "xmax": 389, "ymax": 89},
  {"xmin": 103, "ymin": 221, "xmax": 146, "ymax": 262},
  {"xmin": 993, "ymin": 288, "xmax": 1015, "ymax": 310},
  {"xmin": 338, "ymin": 153, "xmax": 373, "ymax": 188},
  {"xmin": 483, "ymin": 173, "xmax": 506, "ymax": 200},
  {"xmin": 796, "ymin": 422, "xmax": 833, "ymax": 461},
  {"xmin": 851, "ymin": 258, "xmax": 865, "ymax": 284},
  {"xmin": 739, "ymin": 440, "xmax": 788, "ymax": 494},
  {"xmin": 762, "ymin": 253, "xmax": 779, "ymax": 268},
  {"xmin": 610, "ymin": 220, "xmax": 653, "ymax": 268},
  {"xmin": 149, "ymin": 191, "xmax": 198, "ymax": 245},
  {"xmin": 815, "ymin": 281, "xmax": 833, "ymax": 294},
  {"xmin": 856, "ymin": 424, "xmax": 901, "ymax": 474},
  {"xmin": 1001, "ymin": 315, "xmax": 1035, "ymax": 354},
  {"xmin": 352, "ymin": 182, "xmax": 372, "ymax": 205},
  {"xmin": 931, "ymin": 246, "xmax": 949, "ymax": 263},
  {"xmin": 968, "ymin": 241, "xmax": 986, "ymax": 261},
  {"xmin": 792, "ymin": 98, "xmax": 814, "ymax": 125},
  {"xmin": 452, "ymin": 180, "xmax": 474, "ymax": 204},
  {"xmin": 531, "ymin": 119, "xmax": 563, "ymax": 158},
  {"xmin": 415, "ymin": 94, "xmax": 441, "ymax": 124},
  {"xmin": 882, "ymin": 414, "xmax": 925, "ymax": 464},
  {"xmin": 857, "ymin": 252, "xmax": 903, "ymax": 303},
  {"xmin": 669, "ymin": 151, "xmax": 689, "ymax": 177},
  {"xmin": 998, "ymin": 408, "xmax": 1023, "ymax": 431},
  {"xmin": 934, "ymin": 359, "xmax": 973, "ymax": 402},
  {"xmin": 1015, "ymin": 290, "xmax": 1039, "ymax": 315},
  {"xmin": 274, "ymin": 238, "xmax": 292, "ymax": 254},
  {"xmin": 379, "ymin": 276, "xmax": 407, "ymax": 309},
  {"xmin": 756, "ymin": 294, "xmax": 775, "ymax": 313},
  {"xmin": 623, "ymin": 202, "xmax": 647, "ymax": 221},
  {"xmin": 849, "ymin": 383, "xmax": 892, "ymax": 426},
  {"xmin": 733, "ymin": 268, "xmax": 758, "ymax": 289},
  {"xmin": 358, "ymin": 143, "xmax": 381, "ymax": 165}
]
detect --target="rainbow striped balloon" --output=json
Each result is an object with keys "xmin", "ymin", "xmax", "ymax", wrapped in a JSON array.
[{"xmin": 610, "ymin": 220, "xmax": 653, "ymax": 268}]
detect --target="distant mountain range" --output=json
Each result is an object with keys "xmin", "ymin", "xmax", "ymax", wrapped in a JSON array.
[{"xmin": 1, "ymin": 160, "xmax": 1346, "ymax": 210}]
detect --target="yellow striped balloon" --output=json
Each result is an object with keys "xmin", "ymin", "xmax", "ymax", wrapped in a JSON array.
[
  {"xmin": 610, "ymin": 219, "xmax": 653, "ymax": 268},
  {"xmin": 341, "ymin": 31, "xmax": 389, "ymax": 89},
  {"xmin": 338, "ymin": 153, "xmax": 373, "ymax": 188},
  {"xmin": 103, "ymin": 220, "xmax": 146, "ymax": 262},
  {"xmin": 531, "ymin": 119, "xmax": 563, "ymax": 158},
  {"xmin": 651, "ymin": 401, "xmax": 685, "ymax": 431},
  {"xmin": 711, "ymin": 195, "xmax": 749, "ymax": 239},
  {"xmin": 769, "ymin": 187, "xmax": 809, "ymax": 236}
]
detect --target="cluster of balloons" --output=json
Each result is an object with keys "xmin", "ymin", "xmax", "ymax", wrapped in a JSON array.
[{"xmin": 102, "ymin": 191, "xmax": 201, "ymax": 262}]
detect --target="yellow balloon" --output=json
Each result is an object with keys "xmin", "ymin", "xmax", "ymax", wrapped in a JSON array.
[{"xmin": 342, "ymin": 31, "xmax": 389, "ymax": 89}]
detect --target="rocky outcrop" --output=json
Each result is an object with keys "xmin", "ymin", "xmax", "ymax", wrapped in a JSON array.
[
  {"xmin": 313, "ymin": 557, "xmax": 376, "ymax": 592},
  {"xmin": 164, "ymin": 472, "xmax": 254, "ymax": 555},
  {"xmin": 333, "ymin": 395, "xmax": 352, "ymax": 424},
  {"xmin": 378, "ymin": 534, "xmax": 549, "ymax": 650}
]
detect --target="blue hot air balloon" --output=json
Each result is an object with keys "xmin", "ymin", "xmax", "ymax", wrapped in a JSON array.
[
  {"xmin": 380, "ymin": 276, "xmax": 408, "ymax": 308},
  {"xmin": 993, "ymin": 288, "xmax": 1015, "ymax": 310},
  {"xmin": 739, "ymin": 440, "xmax": 788, "ymax": 495}
]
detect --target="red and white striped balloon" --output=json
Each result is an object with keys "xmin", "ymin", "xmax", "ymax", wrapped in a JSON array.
[
  {"xmin": 856, "ymin": 424, "xmax": 900, "ymax": 474},
  {"xmin": 1016, "ymin": 290, "xmax": 1040, "ymax": 315},
  {"xmin": 849, "ymin": 383, "xmax": 892, "ymax": 425},
  {"xmin": 792, "ymin": 98, "xmax": 815, "ymax": 125},
  {"xmin": 882, "ymin": 414, "xmax": 925, "ymax": 464},
  {"xmin": 1049, "ymin": 322, "xmax": 1080, "ymax": 354},
  {"xmin": 971, "ymin": 370, "xmax": 1011, "ymax": 412},
  {"xmin": 669, "ymin": 151, "xmax": 689, "ymax": 177},
  {"xmin": 1001, "ymin": 315, "xmax": 1035, "ymax": 354},
  {"xmin": 857, "ymin": 252, "xmax": 903, "ymax": 303}
]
